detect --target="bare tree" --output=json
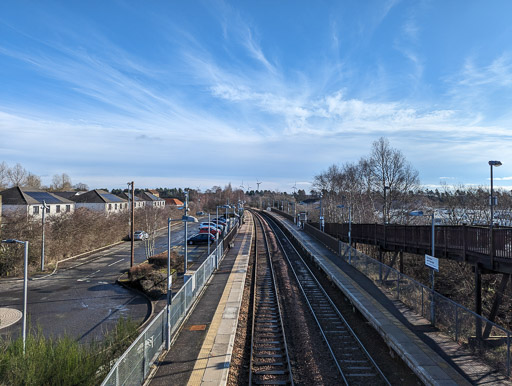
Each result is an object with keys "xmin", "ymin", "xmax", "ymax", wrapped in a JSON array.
[
  {"xmin": 6, "ymin": 163, "xmax": 28, "ymax": 187},
  {"xmin": 23, "ymin": 173, "xmax": 42, "ymax": 189},
  {"xmin": 0, "ymin": 161, "xmax": 8, "ymax": 189},
  {"xmin": 366, "ymin": 137, "xmax": 419, "ymax": 223},
  {"xmin": 51, "ymin": 173, "xmax": 72, "ymax": 191},
  {"xmin": 73, "ymin": 182, "xmax": 89, "ymax": 191}
]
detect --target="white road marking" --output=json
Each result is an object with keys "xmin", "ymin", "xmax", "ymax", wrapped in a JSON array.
[
  {"xmin": 77, "ymin": 270, "xmax": 101, "ymax": 282},
  {"xmin": 108, "ymin": 259, "xmax": 124, "ymax": 266}
]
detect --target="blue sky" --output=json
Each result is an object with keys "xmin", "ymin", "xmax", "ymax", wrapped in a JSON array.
[{"xmin": 1, "ymin": 0, "xmax": 512, "ymax": 193}]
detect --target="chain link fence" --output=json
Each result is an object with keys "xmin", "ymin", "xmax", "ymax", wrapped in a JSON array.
[
  {"xmin": 101, "ymin": 223, "xmax": 240, "ymax": 386},
  {"xmin": 346, "ymin": 245, "xmax": 511, "ymax": 377}
]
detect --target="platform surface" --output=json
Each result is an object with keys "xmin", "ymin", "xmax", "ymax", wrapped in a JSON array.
[{"xmin": 147, "ymin": 215, "xmax": 253, "ymax": 386}]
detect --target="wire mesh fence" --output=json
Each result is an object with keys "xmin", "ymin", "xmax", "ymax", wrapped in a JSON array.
[
  {"xmin": 101, "ymin": 229, "xmax": 233, "ymax": 386},
  {"xmin": 344, "ymin": 243, "xmax": 511, "ymax": 377}
]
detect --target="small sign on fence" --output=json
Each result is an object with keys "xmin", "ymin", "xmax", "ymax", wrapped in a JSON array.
[{"xmin": 425, "ymin": 254, "xmax": 439, "ymax": 272}]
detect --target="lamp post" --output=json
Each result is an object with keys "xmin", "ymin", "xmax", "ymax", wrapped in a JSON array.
[
  {"xmin": 182, "ymin": 214, "xmax": 198, "ymax": 274},
  {"xmin": 337, "ymin": 205, "xmax": 352, "ymax": 264},
  {"xmin": 2, "ymin": 239, "xmax": 28, "ymax": 354},
  {"xmin": 166, "ymin": 217, "xmax": 173, "ymax": 350},
  {"xmin": 489, "ymin": 160, "xmax": 502, "ymax": 267},
  {"xmin": 182, "ymin": 190, "xmax": 199, "ymax": 274},
  {"xmin": 410, "ymin": 210, "xmax": 436, "ymax": 325},
  {"xmin": 127, "ymin": 181, "xmax": 135, "ymax": 267},
  {"xmin": 208, "ymin": 212, "xmax": 211, "ymax": 256},
  {"xmin": 40, "ymin": 200, "xmax": 49, "ymax": 271},
  {"xmin": 216, "ymin": 205, "xmax": 230, "ymax": 268}
]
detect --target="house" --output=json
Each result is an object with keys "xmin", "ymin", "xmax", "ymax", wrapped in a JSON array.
[
  {"xmin": 0, "ymin": 186, "xmax": 75, "ymax": 218},
  {"xmin": 70, "ymin": 189, "xmax": 128, "ymax": 214},
  {"xmin": 138, "ymin": 191, "xmax": 166, "ymax": 208},
  {"xmin": 164, "ymin": 198, "xmax": 184, "ymax": 206},
  {"xmin": 116, "ymin": 192, "xmax": 146, "ymax": 209}
]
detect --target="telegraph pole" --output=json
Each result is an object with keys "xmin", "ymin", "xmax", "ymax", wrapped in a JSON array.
[{"xmin": 129, "ymin": 181, "xmax": 135, "ymax": 267}]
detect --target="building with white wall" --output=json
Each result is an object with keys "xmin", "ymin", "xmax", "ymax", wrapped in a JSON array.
[
  {"xmin": 0, "ymin": 186, "xmax": 75, "ymax": 218},
  {"xmin": 71, "ymin": 189, "xmax": 128, "ymax": 214}
]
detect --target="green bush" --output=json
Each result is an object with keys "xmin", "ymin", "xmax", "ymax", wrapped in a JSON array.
[{"xmin": 0, "ymin": 318, "xmax": 138, "ymax": 385}]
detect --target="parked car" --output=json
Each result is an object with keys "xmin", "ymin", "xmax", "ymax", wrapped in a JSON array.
[
  {"xmin": 126, "ymin": 230, "xmax": 149, "ymax": 241},
  {"xmin": 196, "ymin": 211, "xmax": 205, "ymax": 216},
  {"xmin": 188, "ymin": 233, "xmax": 215, "ymax": 245},
  {"xmin": 200, "ymin": 222, "xmax": 224, "ymax": 232},
  {"xmin": 199, "ymin": 225, "xmax": 220, "ymax": 236},
  {"xmin": 212, "ymin": 219, "xmax": 227, "ymax": 227}
]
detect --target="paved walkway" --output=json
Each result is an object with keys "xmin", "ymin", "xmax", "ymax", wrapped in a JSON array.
[
  {"xmin": 270, "ymin": 211, "xmax": 511, "ymax": 386},
  {"xmin": 147, "ymin": 215, "xmax": 253, "ymax": 386}
]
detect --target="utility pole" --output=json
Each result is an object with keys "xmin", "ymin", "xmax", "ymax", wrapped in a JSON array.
[
  {"xmin": 40, "ymin": 200, "xmax": 49, "ymax": 271},
  {"xmin": 129, "ymin": 181, "xmax": 135, "ymax": 267}
]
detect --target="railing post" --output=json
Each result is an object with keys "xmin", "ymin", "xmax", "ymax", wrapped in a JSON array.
[
  {"xmin": 507, "ymin": 331, "xmax": 510, "ymax": 377},
  {"xmin": 396, "ymin": 272, "xmax": 400, "ymax": 300},
  {"xmin": 143, "ymin": 331, "xmax": 147, "ymax": 380},
  {"xmin": 422, "ymin": 287, "xmax": 424, "ymax": 317},
  {"xmin": 455, "ymin": 307, "xmax": 459, "ymax": 342}
]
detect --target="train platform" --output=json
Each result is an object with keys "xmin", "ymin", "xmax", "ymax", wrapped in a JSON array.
[
  {"xmin": 269, "ymin": 211, "xmax": 511, "ymax": 386},
  {"xmin": 146, "ymin": 214, "xmax": 253, "ymax": 386}
]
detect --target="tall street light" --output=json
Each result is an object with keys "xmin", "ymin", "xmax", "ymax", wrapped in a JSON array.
[
  {"xmin": 127, "ymin": 181, "xmax": 135, "ymax": 267},
  {"xmin": 40, "ymin": 200, "xmax": 49, "ymax": 271},
  {"xmin": 182, "ymin": 214, "xmax": 198, "ymax": 274},
  {"xmin": 410, "ymin": 210, "xmax": 436, "ymax": 325},
  {"xmin": 2, "ymin": 239, "xmax": 29, "ymax": 354},
  {"xmin": 489, "ymin": 160, "xmax": 502, "ymax": 267},
  {"xmin": 337, "ymin": 205, "xmax": 352, "ymax": 264},
  {"xmin": 216, "ymin": 205, "xmax": 230, "ymax": 268},
  {"xmin": 181, "ymin": 191, "xmax": 198, "ymax": 274}
]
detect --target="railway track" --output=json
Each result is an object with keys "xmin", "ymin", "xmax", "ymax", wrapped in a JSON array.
[
  {"xmin": 261, "ymin": 211, "xmax": 390, "ymax": 386},
  {"xmin": 249, "ymin": 212, "xmax": 293, "ymax": 385}
]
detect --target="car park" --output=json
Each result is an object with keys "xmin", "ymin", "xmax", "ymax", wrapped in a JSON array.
[{"xmin": 187, "ymin": 233, "xmax": 215, "ymax": 245}]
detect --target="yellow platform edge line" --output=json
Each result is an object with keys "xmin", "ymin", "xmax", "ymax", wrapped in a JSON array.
[{"xmin": 187, "ymin": 219, "xmax": 253, "ymax": 386}]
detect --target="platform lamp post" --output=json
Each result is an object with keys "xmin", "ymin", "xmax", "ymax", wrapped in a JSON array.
[
  {"xmin": 489, "ymin": 160, "xmax": 502, "ymax": 267},
  {"xmin": 216, "ymin": 205, "xmax": 230, "ymax": 268},
  {"xmin": 2, "ymin": 239, "xmax": 28, "ymax": 354},
  {"xmin": 410, "ymin": 210, "xmax": 436, "ymax": 326},
  {"xmin": 337, "ymin": 205, "xmax": 352, "ymax": 264},
  {"xmin": 182, "ymin": 214, "xmax": 198, "ymax": 275}
]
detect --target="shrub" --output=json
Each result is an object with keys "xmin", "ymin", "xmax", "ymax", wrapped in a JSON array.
[{"xmin": 0, "ymin": 318, "xmax": 138, "ymax": 385}]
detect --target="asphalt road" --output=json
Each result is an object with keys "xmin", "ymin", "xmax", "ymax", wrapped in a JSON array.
[{"xmin": 0, "ymin": 222, "xmax": 203, "ymax": 343}]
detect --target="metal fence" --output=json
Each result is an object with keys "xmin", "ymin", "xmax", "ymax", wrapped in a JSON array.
[
  {"xmin": 344, "ymin": 245, "xmax": 511, "ymax": 377},
  {"xmin": 101, "ymin": 225, "xmax": 239, "ymax": 386},
  {"xmin": 270, "ymin": 212, "xmax": 512, "ymax": 378}
]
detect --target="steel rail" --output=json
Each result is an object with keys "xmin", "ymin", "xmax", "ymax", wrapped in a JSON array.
[
  {"xmin": 263, "ymin": 211, "xmax": 390, "ymax": 386},
  {"xmin": 249, "ymin": 211, "xmax": 294, "ymax": 385}
]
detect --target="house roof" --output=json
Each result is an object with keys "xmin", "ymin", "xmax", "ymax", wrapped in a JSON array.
[
  {"xmin": 138, "ymin": 191, "xmax": 165, "ymax": 202},
  {"xmin": 53, "ymin": 191, "xmax": 86, "ymax": 200},
  {"xmin": 0, "ymin": 187, "xmax": 74, "ymax": 205},
  {"xmin": 116, "ymin": 192, "xmax": 144, "ymax": 201},
  {"xmin": 147, "ymin": 189, "xmax": 159, "ymax": 197},
  {"xmin": 71, "ymin": 190, "xmax": 127, "ymax": 204},
  {"xmin": 164, "ymin": 198, "xmax": 184, "ymax": 206}
]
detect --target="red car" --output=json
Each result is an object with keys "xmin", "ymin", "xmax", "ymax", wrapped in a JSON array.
[{"xmin": 199, "ymin": 226, "xmax": 220, "ymax": 236}]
